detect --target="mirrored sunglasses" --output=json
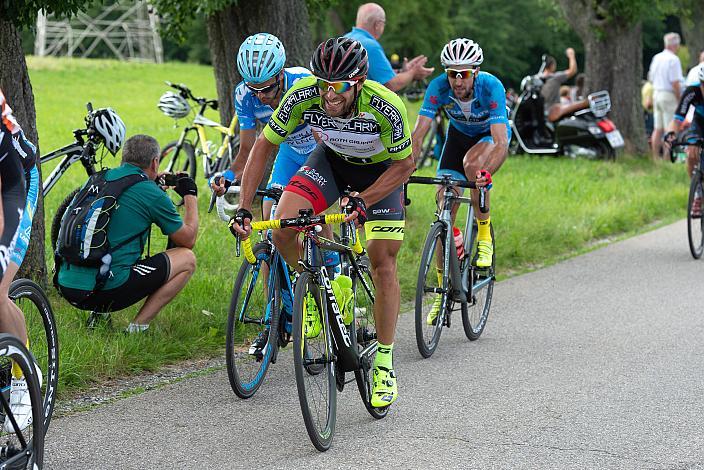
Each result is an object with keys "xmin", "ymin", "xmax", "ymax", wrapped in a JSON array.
[
  {"xmin": 316, "ymin": 79, "xmax": 357, "ymax": 94},
  {"xmin": 446, "ymin": 69, "xmax": 475, "ymax": 80}
]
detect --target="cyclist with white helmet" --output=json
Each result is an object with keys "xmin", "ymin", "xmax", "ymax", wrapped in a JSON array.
[
  {"xmin": 411, "ymin": 38, "xmax": 509, "ymax": 325},
  {"xmin": 0, "ymin": 88, "xmax": 39, "ymax": 431},
  {"xmin": 211, "ymin": 32, "xmax": 316, "ymax": 222}
]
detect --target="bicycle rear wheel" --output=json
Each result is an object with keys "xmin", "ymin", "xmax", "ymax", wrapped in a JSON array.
[
  {"xmin": 687, "ymin": 171, "xmax": 704, "ymax": 259},
  {"xmin": 225, "ymin": 242, "xmax": 279, "ymax": 399},
  {"xmin": 160, "ymin": 141, "xmax": 196, "ymax": 179},
  {"xmin": 0, "ymin": 334, "xmax": 44, "ymax": 469},
  {"xmin": 9, "ymin": 279, "xmax": 58, "ymax": 432},
  {"xmin": 292, "ymin": 271, "xmax": 336, "ymax": 452},
  {"xmin": 351, "ymin": 257, "xmax": 389, "ymax": 419},
  {"xmin": 415, "ymin": 222, "xmax": 448, "ymax": 358},
  {"xmin": 462, "ymin": 223, "xmax": 495, "ymax": 340}
]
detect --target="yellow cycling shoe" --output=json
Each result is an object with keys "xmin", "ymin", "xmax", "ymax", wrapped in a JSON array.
[
  {"xmin": 303, "ymin": 291, "xmax": 322, "ymax": 339},
  {"xmin": 475, "ymin": 240, "xmax": 494, "ymax": 268},
  {"xmin": 426, "ymin": 295, "xmax": 443, "ymax": 325},
  {"xmin": 371, "ymin": 366, "xmax": 398, "ymax": 407}
]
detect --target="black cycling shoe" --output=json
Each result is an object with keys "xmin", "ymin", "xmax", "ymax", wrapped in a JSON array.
[{"xmin": 248, "ymin": 329, "xmax": 269, "ymax": 358}]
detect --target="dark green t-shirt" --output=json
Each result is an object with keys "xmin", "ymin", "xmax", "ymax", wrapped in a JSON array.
[{"xmin": 58, "ymin": 163, "xmax": 183, "ymax": 290}]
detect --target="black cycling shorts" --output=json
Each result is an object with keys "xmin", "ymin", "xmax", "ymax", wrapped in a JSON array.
[
  {"xmin": 685, "ymin": 115, "xmax": 704, "ymax": 143},
  {"xmin": 58, "ymin": 253, "xmax": 171, "ymax": 312},
  {"xmin": 0, "ymin": 131, "xmax": 27, "ymax": 281},
  {"xmin": 436, "ymin": 123, "xmax": 493, "ymax": 182},
  {"xmin": 285, "ymin": 143, "xmax": 405, "ymax": 241}
]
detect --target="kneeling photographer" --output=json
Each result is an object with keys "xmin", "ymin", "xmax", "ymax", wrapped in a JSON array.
[{"xmin": 55, "ymin": 134, "xmax": 198, "ymax": 333}]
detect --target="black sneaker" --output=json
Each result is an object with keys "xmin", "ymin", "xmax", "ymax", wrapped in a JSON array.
[{"xmin": 248, "ymin": 330, "xmax": 269, "ymax": 357}]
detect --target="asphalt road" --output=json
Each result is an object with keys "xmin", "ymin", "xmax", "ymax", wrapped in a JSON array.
[{"xmin": 45, "ymin": 220, "xmax": 704, "ymax": 469}]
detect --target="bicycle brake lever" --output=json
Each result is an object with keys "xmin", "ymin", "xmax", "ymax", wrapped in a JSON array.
[
  {"xmin": 235, "ymin": 234, "xmax": 242, "ymax": 258},
  {"xmin": 479, "ymin": 187, "xmax": 488, "ymax": 213},
  {"xmin": 208, "ymin": 190, "xmax": 217, "ymax": 213}
]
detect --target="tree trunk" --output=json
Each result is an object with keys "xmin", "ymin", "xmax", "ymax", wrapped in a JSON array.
[
  {"xmin": 682, "ymin": 15, "xmax": 704, "ymax": 69},
  {"xmin": 557, "ymin": 0, "xmax": 648, "ymax": 155},
  {"xmin": 205, "ymin": 0, "xmax": 313, "ymax": 125},
  {"xmin": 0, "ymin": 21, "xmax": 46, "ymax": 285}
]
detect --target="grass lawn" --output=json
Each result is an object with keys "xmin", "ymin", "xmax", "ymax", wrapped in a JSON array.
[{"xmin": 26, "ymin": 57, "xmax": 689, "ymax": 394}]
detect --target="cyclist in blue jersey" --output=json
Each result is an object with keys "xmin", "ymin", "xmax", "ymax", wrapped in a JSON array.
[
  {"xmin": 410, "ymin": 39, "xmax": 509, "ymax": 324},
  {"xmin": 0, "ymin": 88, "xmax": 40, "ymax": 431},
  {"xmin": 211, "ymin": 33, "xmax": 316, "ymax": 221},
  {"xmin": 665, "ymin": 67, "xmax": 704, "ymax": 215}
]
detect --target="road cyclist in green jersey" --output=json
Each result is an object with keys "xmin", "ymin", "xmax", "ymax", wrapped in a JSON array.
[
  {"xmin": 231, "ymin": 37, "xmax": 415, "ymax": 408},
  {"xmin": 410, "ymin": 38, "xmax": 509, "ymax": 326}
]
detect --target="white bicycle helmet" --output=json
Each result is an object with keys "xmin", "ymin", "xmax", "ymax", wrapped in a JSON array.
[
  {"xmin": 158, "ymin": 91, "xmax": 190, "ymax": 119},
  {"xmin": 441, "ymin": 38, "xmax": 484, "ymax": 68},
  {"xmin": 92, "ymin": 108, "xmax": 126, "ymax": 156}
]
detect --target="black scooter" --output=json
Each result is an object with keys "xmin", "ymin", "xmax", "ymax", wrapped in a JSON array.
[{"xmin": 509, "ymin": 57, "xmax": 624, "ymax": 160}]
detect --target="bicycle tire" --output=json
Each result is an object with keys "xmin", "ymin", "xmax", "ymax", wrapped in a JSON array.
[
  {"xmin": 50, "ymin": 187, "xmax": 80, "ymax": 250},
  {"xmin": 415, "ymin": 222, "xmax": 448, "ymax": 358},
  {"xmin": 225, "ymin": 242, "xmax": 279, "ymax": 399},
  {"xmin": 0, "ymin": 333, "xmax": 44, "ymax": 469},
  {"xmin": 687, "ymin": 171, "xmax": 704, "ymax": 259},
  {"xmin": 292, "ymin": 271, "xmax": 336, "ymax": 452},
  {"xmin": 351, "ymin": 257, "xmax": 389, "ymax": 419},
  {"xmin": 418, "ymin": 119, "xmax": 439, "ymax": 168},
  {"xmin": 9, "ymin": 279, "xmax": 58, "ymax": 432},
  {"xmin": 461, "ymin": 223, "xmax": 495, "ymax": 340},
  {"xmin": 160, "ymin": 140, "xmax": 196, "ymax": 179}
]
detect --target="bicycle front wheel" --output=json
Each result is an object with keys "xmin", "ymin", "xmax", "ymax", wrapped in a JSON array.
[
  {"xmin": 292, "ymin": 271, "xmax": 336, "ymax": 452},
  {"xmin": 462, "ymin": 223, "xmax": 495, "ymax": 340},
  {"xmin": 9, "ymin": 279, "xmax": 59, "ymax": 432},
  {"xmin": 687, "ymin": 171, "xmax": 704, "ymax": 259},
  {"xmin": 225, "ymin": 242, "xmax": 279, "ymax": 399},
  {"xmin": 0, "ymin": 333, "xmax": 44, "ymax": 469},
  {"xmin": 351, "ymin": 257, "xmax": 389, "ymax": 419},
  {"xmin": 415, "ymin": 222, "xmax": 448, "ymax": 358}
]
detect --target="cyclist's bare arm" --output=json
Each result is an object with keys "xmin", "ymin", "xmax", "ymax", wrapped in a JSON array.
[
  {"xmin": 359, "ymin": 156, "xmax": 415, "ymax": 206},
  {"xmin": 411, "ymin": 115, "xmax": 433, "ymax": 162},
  {"xmin": 230, "ymin": 128, "xmax": 256, "ymax": 179},
  {"xmin": 483, "ymin": 123, "xmax": 509, "ymax": 174},
  {"xmin": 239, "ymin": 133, "xmax": 277, "ymax": 212}
]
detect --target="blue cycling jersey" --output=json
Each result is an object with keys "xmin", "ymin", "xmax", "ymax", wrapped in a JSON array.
[
  {"xmin": 233, "ymin": 66, "xmax": 316, "ymax": 155},
  {"xmin": 419, "ymin": 71, "xmax": 508, "ymax": 137}
]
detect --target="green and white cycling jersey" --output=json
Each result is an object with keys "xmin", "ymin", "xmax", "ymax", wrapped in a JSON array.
[{"xmin": 263, "ymin": 76, "xmax": 412, "ymax": 165}]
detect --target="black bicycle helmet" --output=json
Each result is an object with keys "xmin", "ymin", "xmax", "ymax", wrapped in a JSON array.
[{"xmin": 310, "ymin": 37, "xmax": 369, "ymax": 81}]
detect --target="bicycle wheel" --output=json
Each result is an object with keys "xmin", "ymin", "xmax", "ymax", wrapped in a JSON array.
[
  {"xmin": 225, "ymin": 242, "xmax": 279, "ymax": 399},
  {"xmin": 9, "ymin": 279, "xmax": 58, "ymax": 432},
  {"xmin": 415, "ymin": 222, "xmax": 448, "ymax": 358},
  {"xmin": 50, "ymin": 187, "xmax": 80, "ymax": 249},
  {"xmin": 418, "ymin": 119, "xmax": 439, "ymax": 168},
  {"xmin": 292, "ymin": 271, "xmax": 336, "ymax": 452},
  {"xmin": 687, "ymin": 171, "xmax": 704, "ymax": 259},
  {"xmin": 160, "ymin": 141, "xmax": 196, "ymax": 179},
  {"xmin": 0, "ymin": 333, "xmax": 44, "ymax": 469},
  {"xmin": 351, "ymin": 257, "xmax": 389, "ymax": 419},
  {"xmin": 462, "ymin": 223, "xmax": 495, "ymax": 340}
]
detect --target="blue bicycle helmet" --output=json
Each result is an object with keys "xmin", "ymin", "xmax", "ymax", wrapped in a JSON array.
[{"xmin": 237, "ymin": 33, "xmax": 286, "ymax": 84}]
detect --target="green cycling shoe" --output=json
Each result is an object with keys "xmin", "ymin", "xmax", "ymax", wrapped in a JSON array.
[
  {"xmin": 371, "ymin": 366, "xmax": 398, "ymax": 407},
  {"xmin": 426, "ymin": 295, "xmax": 443, "ymax": 326},
  {"xmin": 303, "ymin": 291, "xmax": 322, "ymax": 339}
]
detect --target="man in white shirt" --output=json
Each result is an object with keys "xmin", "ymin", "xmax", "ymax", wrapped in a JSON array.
[
  {"xmin": 686, "ymin": 50, "xmax": 704, "ymax": 87},
  {"xmin": 648, "ymin": 32, "xmax": 684, "ymax": 161}
]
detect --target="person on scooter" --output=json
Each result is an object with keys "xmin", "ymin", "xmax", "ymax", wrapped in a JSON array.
[{"xmin": 541, "ymin": 48, "xmax": 588, "ymax": 122}]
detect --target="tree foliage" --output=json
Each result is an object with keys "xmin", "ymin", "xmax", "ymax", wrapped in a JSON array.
[{"xmin": 0, "ymin": 0, "xmax": 97, "ymax": 28}]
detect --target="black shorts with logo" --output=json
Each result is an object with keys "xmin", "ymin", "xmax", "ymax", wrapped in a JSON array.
[
  {"xmin": 284, "ymin": 143, "xmax": 405, "ymax": 241},
  {"xmin": 58, "ymin": 253, "xmax": 171, "ymax": 312},
  {"xmin": 436, "ymin": 123, "xmax": 493, "ymax": 181}
]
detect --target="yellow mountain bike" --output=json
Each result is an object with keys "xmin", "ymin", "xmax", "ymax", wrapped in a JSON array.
[{"xmin": 158, "ymin": 82, "xmax": 240, "ymax": 180}]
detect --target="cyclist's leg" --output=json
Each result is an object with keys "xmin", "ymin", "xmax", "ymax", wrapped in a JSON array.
[
  {"xmin": 274, "ymin": 144, "xmax": 341, "ymax": 269},
  {"xmin": 363, "ymin": 185, "xmax": 405, "ymax": 406}
]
